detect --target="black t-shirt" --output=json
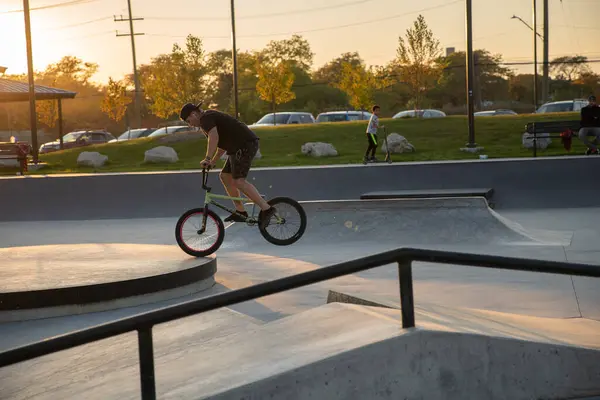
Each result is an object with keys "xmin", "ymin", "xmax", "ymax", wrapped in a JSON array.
[
  {"xmin": 198, "ymin": 110, "xmax": 258, "ymax": 153},
  {"xmin": 581, "ymin": 105, "xmax": 600, "ymax": 128}
]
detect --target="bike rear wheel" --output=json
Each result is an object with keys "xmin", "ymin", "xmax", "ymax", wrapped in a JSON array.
[
  {"xmin": 258, "ymin": 197, "xmax": 307, "ymax": 246},
  {"xmin": 175, "ymin": 208, "xmax": 225, "ymax": 257}
]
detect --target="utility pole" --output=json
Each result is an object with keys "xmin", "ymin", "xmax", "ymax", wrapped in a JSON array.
[
  {"xmin": 22, "ymin": 0, "xmax": 39, "ymax": 163},
  {"xmin": 542, "ymin": 0, "xmax": 549, "ymax": 104},
  {"xmin": 465, "ymin": 0, "xmax": 476, "ymax": 148},
  {"xmin": 230, "ymin": 0, "xmax": 240, "ymax": 120},
  {"xmin": 115, "ymin": 0, "xmax": 144, "ymax": 129},
  {"xmin": 532, "ymin": 0, "xmax": 538, "ymax": 111}
]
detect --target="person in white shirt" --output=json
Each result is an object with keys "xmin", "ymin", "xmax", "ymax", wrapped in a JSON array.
[{"xmin": 365, "ymin": 105, "xmax": 382, "ymax": 162}]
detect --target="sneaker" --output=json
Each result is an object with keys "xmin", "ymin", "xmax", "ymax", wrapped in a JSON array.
[
  {"xmin": 224, "ymin": 210, "xmax": 248, "ymax": 222},
  {"xmin": 259, "ymin": 206, "xmax": 277, "ymax": 229}
]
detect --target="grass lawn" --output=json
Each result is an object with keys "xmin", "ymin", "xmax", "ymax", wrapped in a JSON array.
[{"xmin": 1, "ymin": 112, "xmax": 587, "ymax": 175}]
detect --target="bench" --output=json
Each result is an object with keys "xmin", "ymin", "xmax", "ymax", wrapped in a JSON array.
[
  {"xmin": 0, "ymin": 142, "xmax": 32, "ymax": 174},
  {"xmin": 360, "ymin": 188, "xmax": 495, "ymax": 207},
  {"xmin": 524, "ymin": 120, "xmax": 581, "ymax": 157}
]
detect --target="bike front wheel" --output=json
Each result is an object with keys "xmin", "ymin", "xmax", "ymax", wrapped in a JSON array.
[
  {"xmin": 258, "ymin": 197, "xmax": 307, "ymax": 246},
  {"xmin": 175, "ymin": 208, "xmax": 225, "ymax": 257}
]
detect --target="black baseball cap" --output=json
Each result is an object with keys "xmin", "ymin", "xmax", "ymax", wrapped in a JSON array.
[
  {"xmin": 589, "ymin": 95, "xmax": 596, "ymax": 102},
  {"xmin": 180, "ymin": 102, "xmax": 203, "ymax": 121}
]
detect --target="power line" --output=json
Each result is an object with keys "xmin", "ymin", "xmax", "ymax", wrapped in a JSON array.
[
  {"xmin": 144, "ymin": 0, "xmax": 377, "ymax": 22},
  {"xmin": 46, "ymin": 16, "xmax": 112, "ymax": 31},
  {"xmin": 146, "ymin": 0, "xmax": 462, "ymax": 40},
  {"xmin": 0, "ymin": 0, "xmax": 98, "ymax": 14}
]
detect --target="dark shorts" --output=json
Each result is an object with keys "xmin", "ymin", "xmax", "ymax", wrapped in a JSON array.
[{"xmin": 222, "ymin": 139, "xmax": 259, "ymax": 179}]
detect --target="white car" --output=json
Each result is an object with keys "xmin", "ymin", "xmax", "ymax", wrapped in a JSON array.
[
  {"xmin": 536, "ymin": 100, "xmax": 588, "ymax": 114},
  {"xmin": 248, "ymin": 112, "xmax": 315, "ymax": 129},
  {"xmin": 147, "ymin": 126, "xmax": 195, "ymax": 138},
  {"xmin": 392, "ymin": 109, "xmax": 446, "ymax": 119},
  {"xmin": 316, "ymin": 111, "xmax": 373, "ymax": 123}
]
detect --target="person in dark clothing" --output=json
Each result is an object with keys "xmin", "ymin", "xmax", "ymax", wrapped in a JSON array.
[
  {"xmin": 578, "ymin": 95, "xmax": 600, "ymax": 155},
  {"xmin": 180, "ymin": 102, "xmax": 275, "ymax": 225}
]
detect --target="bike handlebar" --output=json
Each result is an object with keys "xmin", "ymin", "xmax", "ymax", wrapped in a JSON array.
[{"xmin": 201, "ymin": 167, "xmax": 211, "ymax": 191}]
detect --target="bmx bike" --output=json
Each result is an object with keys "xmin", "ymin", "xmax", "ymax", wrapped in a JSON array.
[{"xmin": 175, "ymin": 167, "xmax": 307, "ymax": 257}]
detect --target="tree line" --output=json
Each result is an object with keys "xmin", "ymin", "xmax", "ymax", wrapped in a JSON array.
[{"xmin": 1, "ymin": 14, "xmax": 598, "ymax": 137}]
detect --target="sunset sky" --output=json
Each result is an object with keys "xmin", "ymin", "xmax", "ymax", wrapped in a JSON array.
[{"xmin": 1, "ymin": 0, "xmax": 599, "ymax": 85}]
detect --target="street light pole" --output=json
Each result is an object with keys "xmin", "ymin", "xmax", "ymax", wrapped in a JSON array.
[
  {"xmin": 542, "ymin": 0, "xmax": 549, "ymax": 104},
  {"xmin": 230, "ymin": 0, "xmax": 239, "ymax": 120},
  {"xmin": 465, "ymin": 0, "xmax": 476, "ymax": 148},
  {"xmin": 532, "ymin": 0, "xmax": 539, "ymax": 111},
  {"xmin": 22, "ymin": 0, "xmax": 39, "ymax": 163}
]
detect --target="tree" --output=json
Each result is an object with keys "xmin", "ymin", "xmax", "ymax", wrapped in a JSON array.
[
  {"xmin": 335, "ymin": 61, "xmax": 380, "ymax": 114},
  {"xmin": 393, "ymin": 14, "xmax": 444, "ymax": 110},
  {"xmin": 260, "ymin": 34, "xmax": 314, "ymax": 72},
  {"xmin": 434, "ymin": 49, "xmax": 513, "ymax": 107},
  {"xmin": 101, "ymin": 77, "xmax": 132, "ymax": 123},
  {"xmin": 549, "ymin": 55, "xmax": 591, "ymax": 81},
  {"xmin": 313, "ymin": 52, "xmax": 363, "ymax": 86},
  {"xmin": 255, "ymin": 59, "xmax": 296, "ymax": 117},
  {"xmin": 36, "ymin": 100, "xmax": 59, "ymax": 130},
  {"xmin": 139, "ymin": 35, "xmax": 208, "ymax": 119}
]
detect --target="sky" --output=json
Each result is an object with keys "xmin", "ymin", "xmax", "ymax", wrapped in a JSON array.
[{"xmin": 0, "ymin": 0, "xmax": 599, "ymax": 85}]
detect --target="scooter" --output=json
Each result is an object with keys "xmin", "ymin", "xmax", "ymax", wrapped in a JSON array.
[{"xmin": 363, "ymin": 126, "xmax": 393, "ymax": 164}]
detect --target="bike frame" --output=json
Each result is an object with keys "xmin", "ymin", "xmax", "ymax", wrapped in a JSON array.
[{"xmin": 200, "ymin": 168, "xmax": 260, "ymax": 230}]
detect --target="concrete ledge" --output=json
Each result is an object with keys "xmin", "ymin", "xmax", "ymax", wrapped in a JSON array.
[
  {"xmin": 0, "ymin": 244, "xmax": 217, "ymax": 322},
  {"xmin": 360, "ymin": 188, "xmax": 494, "ymax": 201}
]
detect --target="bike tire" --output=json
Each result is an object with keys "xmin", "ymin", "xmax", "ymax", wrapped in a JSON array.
[
  {"xmin": 258, "ymin": 197, "xmax": 307, "ymax": 246},
  {"xmin": 175, "ymin": 208, "xmax": 225, "ymax": 257}
]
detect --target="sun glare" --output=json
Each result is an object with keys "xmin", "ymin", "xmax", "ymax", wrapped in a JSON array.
[{"xmin": 0, "ymin": 8, "xmax": 67, "ymax": 76}]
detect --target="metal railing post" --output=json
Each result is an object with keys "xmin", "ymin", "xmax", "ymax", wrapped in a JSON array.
[
  {"xmin": 138, "ymin": 327, "xmax": 156, "ymax": 400},
  {"xmin": 398, "ymin": 258, "xmax": 415, "ymax": 328}
]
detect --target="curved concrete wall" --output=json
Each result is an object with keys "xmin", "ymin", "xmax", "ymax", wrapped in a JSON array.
[{"xmin": 1, "ymin": 156, "xmax": 600, "ymax": 221}]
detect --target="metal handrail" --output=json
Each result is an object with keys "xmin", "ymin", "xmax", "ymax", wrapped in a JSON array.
[{"xmin": 1, "ymin": 247, "xmax": 599, "ymax": 399}]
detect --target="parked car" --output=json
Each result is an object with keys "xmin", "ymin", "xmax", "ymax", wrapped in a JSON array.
[
  {"xmin": 536, "ymin": 99, "xmax": 588, "ymax": 114},
  {"xmin": 147, "ymin": 126, "xmax": 195, "ymax": 138},
  {"xmin": 248, "ymin": 112, "xmax": 315, "ymax": 128},
  {"xmin": 109, "ymin": 128, "xmax": 156, "ymax": 143},
  {"xmin": 474, "ymin": 109, "xmax": 518, "ymax": 117},
  {"xmin": 392, "ymin": 109, "xmax": 446, "ymax": 119},
  {"xmin": 316, "ymin": 110, "xmax": 373, "ymax": 123},
  {"xmin": 39, "ymin": 130, "xmax": 116, "ymax": 154}
]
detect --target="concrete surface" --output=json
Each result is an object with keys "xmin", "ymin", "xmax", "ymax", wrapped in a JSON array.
[
  {"xmin": 0, "ymin": 244, "xmax": 217, "ymax": 322},
  {"xmin": 1, "ymin": 303, "xmax": 599, "ymax": 400},
  {"xmin": 1, "ymin": 160, "xmax": 600, "ymax": 398},
  {"xmin": 2, "ymin": 156, "xmax": 600, "ymax": 221}
]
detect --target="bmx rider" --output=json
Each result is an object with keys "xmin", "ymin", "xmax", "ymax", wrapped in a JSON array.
[{"xmin": 180, "ymin": 102, "xmax": 276, "ymax": 226}]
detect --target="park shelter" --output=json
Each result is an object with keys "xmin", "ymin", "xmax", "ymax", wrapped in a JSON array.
[{"xmin": 0, "ymin": 78, "xmax": 77, "ymax": 161}]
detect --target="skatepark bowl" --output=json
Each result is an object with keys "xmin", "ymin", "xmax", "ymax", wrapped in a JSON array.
[{"xmin": 1, "ymin": 156, "xmax": 600, "ymax": 399}]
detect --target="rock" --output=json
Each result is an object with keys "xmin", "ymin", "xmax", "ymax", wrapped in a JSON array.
[
  {"xmin": 144, "ymin": 146, "xmax": 179, "ymax": 163},
  {"xmin": 522, "ymin": 132, "xmax": 551, "ymax": 149},
  {"xmin": 382, "ymin": 133, "xmax": 415, "ymax": 154},
  {"xmin": 301, "ymin": 142, "xmax": 338, "ymax": 157},
  {"xmin": 77, "ymin": 151, "xmax": 108, "ymax": 168}
]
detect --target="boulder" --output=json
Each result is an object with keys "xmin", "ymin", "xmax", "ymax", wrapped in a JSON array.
[
  {"xmin": 144, "ymin": 146, "xmax": 179, "ymax": 163},
  {"xmin": 301, "ymin": 142, "xmax": 338, "ymax": 157},
  {"xmin": 77, "ymin": 151, "xmax": 108, "ymax": 168},
  {"xmin": 382, "ymin": 133, "xmax": 415, "ymax": 154},
  {"xmin": 522, "ymin": 132, "xmax": 551, "ymax": 150}
]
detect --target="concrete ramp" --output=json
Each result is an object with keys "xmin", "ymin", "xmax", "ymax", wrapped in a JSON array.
[
  {"xmin": 3, "ymin": 302, "xmax": 599, "ymax": 399},
  {"xmin": 223, "ymin": 197, "xmax": 571, "ymax": 251}
]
